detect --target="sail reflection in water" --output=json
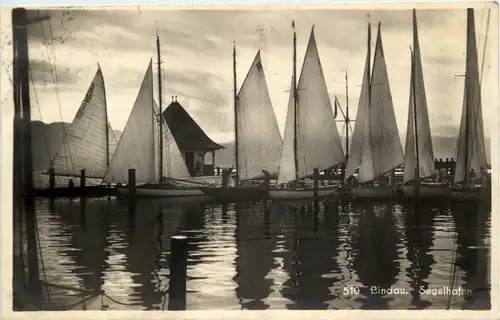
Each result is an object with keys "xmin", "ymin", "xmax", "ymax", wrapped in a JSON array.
[{"xmin": 33, "ymin": 197, "xmax": 490, "ymax": 310}]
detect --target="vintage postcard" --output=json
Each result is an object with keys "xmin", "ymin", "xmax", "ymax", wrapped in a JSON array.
[{"xmin": 0, "ymin": 2, "xmax": 498, "ymax": 319}]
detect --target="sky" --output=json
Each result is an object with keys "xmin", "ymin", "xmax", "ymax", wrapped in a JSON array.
[{"xmin": 2, "ymin": 3, "xmax": 499, "ymax": 145}]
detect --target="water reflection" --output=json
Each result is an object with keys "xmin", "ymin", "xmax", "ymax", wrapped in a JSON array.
[
  {"xmin": 350, "ymin": 202, "xmax": 401, "ymax": 309},
  {"xmin": 234, "ymin": 201, "xmax": 278, "ymax": 309},
  {"xmin": 32, "ymin": 196, "xmax": 491, "ymax": 310},
  {"xmin": 402, "ymin": 202, "xmax": 436, "ymax": 309},
  {"xmin": 450, "ymin": 201, "xmax": 491, "ymax": 309}
]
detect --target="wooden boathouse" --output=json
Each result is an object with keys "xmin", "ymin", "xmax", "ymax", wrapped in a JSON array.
[{"xmin": 162, "ymin": 97, "xmax": 224, "ymax": 176}]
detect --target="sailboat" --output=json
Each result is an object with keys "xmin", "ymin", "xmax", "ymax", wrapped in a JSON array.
[
  {"xmin": 402, "ymin": 9, "xmax": 451, "ymax": 199},
  {"xmin": 269, "ymin": 24, "xmax": 345, "ymax": 200},
  {"xmin": 201, "ymin": 45, "xmax": 283, "ymax": 201},
  {"xmin": 104, "ymin": 36, "xmax": 209, "ymax": 197},
  {"xmin": 44, "ymin": 64, "xmax": 117, "ymax": 192},
  {"xmin": 451, "ymin": 8, "xmax": 490, "ymax": 202},
  {"xmin": 344, "ymin": 22, "xmax": 405, "ymax": 199}
]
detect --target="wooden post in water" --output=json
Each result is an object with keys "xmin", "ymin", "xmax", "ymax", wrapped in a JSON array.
[
  {"xmin": 313, "ymin": 168, "xmax": 319, "ymax": 198},
  {"xmin": 168, "ymin": 235, "xmax": 188, "ymax": 311},
  {"xmin": 313, "ymin": 168, "xmax": 319, "ymax": 213},
  {"xmin": 128, "ymin": 168, "xmax": 136, "ymax": 198},
  {"xmin": 80, "ymin": 169, "xmax": 86, "ymax": 188},
  {"xmin": 49, "ymin": 167, "xmax": 55, "ymax": 193}
]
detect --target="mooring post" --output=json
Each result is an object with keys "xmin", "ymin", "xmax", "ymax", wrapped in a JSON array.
[
  {"xmin": 128, "ymin": 168, "xmax": 136, "ymax": 199},
  {"xmin": 168, "ymin": 235, "xmax": 188, "ymax": 311},
  {"xmin": 49, "ymin": 167, "xmax": 55, "ymax": 193},
  {"xmin": 313, "ymin": 168, "xmax": 319, "ymax": 197},
  {"xmin": 80, "ymin": 169, "xmax": 86, "ymax": 188},
  {"xmin": 313, "ymin": 168, "xmax": 319, "ymax": 212}
]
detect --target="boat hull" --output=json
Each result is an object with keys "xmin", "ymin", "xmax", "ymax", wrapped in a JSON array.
[
  {"xmin": 269, "ymin": 188, "xmax": 337, "ymax": 200},
  {"xmin": 349, "ymin": 187, "xmax": 400, "ymax": 199},
  {"xmin": 201, "ymin": 186, "xmax": 269, "ymax": 203},
  {"xmin": 33, "ymin": 186, "xmax": 117, "ymax": 198},
  {"xmin": 116, "ymin": 185, "xmax": 205, "ymax": 197},
  {"xmin": 402, "ymin": 184, "xmax": 451, "ymax": 199},
  {"xmin": 451, "ymin": 187, "xmax": 490, "ymax": 202}
]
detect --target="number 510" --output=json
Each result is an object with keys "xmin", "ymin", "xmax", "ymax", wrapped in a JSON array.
[{"xmin": 343, "ymin": 287, "xmax": 360, "ymax": 296}]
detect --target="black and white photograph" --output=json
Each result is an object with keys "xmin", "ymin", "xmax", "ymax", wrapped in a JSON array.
[{"xmin": 1, "ymin": 3, "xmax": 497, "ymax": 316}]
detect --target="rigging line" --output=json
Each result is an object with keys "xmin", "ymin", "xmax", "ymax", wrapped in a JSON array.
[
  {"xmin": 28, "ymin": 64, "xmax": 52, "ymax": 167},
  {"xmin": 45, "ymin": 18, "xmax": 77, "ymax": 175}
]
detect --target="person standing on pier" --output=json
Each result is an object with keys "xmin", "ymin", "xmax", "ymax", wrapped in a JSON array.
[
  {"xmin": 68, "ymin": 179, "xmax": 74, "ymax": 189},
  {"xmin": 339, "ymin": 162, "xmax": 346, "ymax": 180},
  {"xmin": 221, "ymin": 167, "xmax": 233, "ymax": 187},
  {"xmin": 438, "ymin": 158, "xmax": 445, "ymax": 170},
  {"xmin": 261, "ymin": 169, "xmax": 271, "ymax": 190},
  {"xmin": 449, "ymin": 157, "xmax": 456, "ymax": 184},
  {"xmin": 469, "ymin": 168, "xmax": 477, "ymax": 185},
  {"xmin": 434, "ymin": 158, "xmax": 439, "ymax": 170},
  {"xmin": 444, "ymin": 158, "xmax": 450, "ymax": 173}
]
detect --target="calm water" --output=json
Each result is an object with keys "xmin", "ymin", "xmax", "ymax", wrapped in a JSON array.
[{"xmin": 31, "ymin": 196, "xmax": 491, "ymax": 310}]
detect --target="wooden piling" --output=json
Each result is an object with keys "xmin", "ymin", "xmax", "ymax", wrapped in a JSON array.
[
  {"xmin": 128, "ymin": 168, "xmax": 136, "ymax": 199},
  {"xmin": 168, "ymin": 235, "xmax": 188, "ymax": 311},
  {"xmin": 80, "ymin": 169, "xmax": 86, "ymax": 188},
  {"xmin": 313, "ymin": 168, "xmax": 319, "ymax": 197},
  {"xmin": 49, "ymin": 167, "xmax": 55, "ymax": 193},
  {"xmin": 313, "ymin": 168, "xmax": 319, "ymax": 212}
]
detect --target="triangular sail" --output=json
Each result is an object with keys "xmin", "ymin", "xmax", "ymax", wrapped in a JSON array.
[
  {"xmin": 454, "ymin": 8, "xmax": 488, "ymax": 183},
  {"xmin": 103, "ymin": 61, "xmax": 156, "ymax": 184},
  {"xmin": 277, "ymin": 78, "xmax": 296, "ymax": 185},
  {"xmin": 236, "ymin": 51, "xmax": 283, "ymax": 180},
  {"xmin": 49, "ymin": 66, "xmax": 116, "ymax": 178},
  {"xmin": 153, "ymin": 101, "xmax": 192, "ymax": 179},
  {"xmin": 403, "ymin": 10, "xmax": 435, "ymax": 183},
  {"xmin": 295, "ymin": 27, "xmax": 344, "ymax": 181},
  {"xmin": 358, "ymin": 24, "xmax": 404, "ymax": 183},
  {"xmin": 345, "ymin": 30, "xmax": 371, "ymax": 180}
]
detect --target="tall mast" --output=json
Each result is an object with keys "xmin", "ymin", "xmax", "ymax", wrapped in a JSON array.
[
  {"xmin": 463, "ymin": 8, "xmax": 474, "ymax": 185},
  {"xmin": 411, "ymin": 48, "xmax": 420, "ymax": 183},
  {"xmin": 367, "ymin": 22, "xmax": 372, "ymax": 112},
  {"xmin": 412, "ymin": 9, "xmax": 420, "ymax": 184},
  {"xmin": 292, "ymin": 20, "xmax": 298, "ymax": 181},
  {"xmin": 156, "ymin": 31, "xmax": 163, "ymax": 182},
  {"xmin": 233, "ymin": 42, "xmax": 239, "ymax": 185},
  {"xmin": 100, "ymin": 63, "xmax": 110, "ymax": 169},
  {"xmin": 12, "ymin": 8, "xmax": 49, "ymax": 299},
  {"xmin": 345, "ymin": 70, "xmax": 349, "ymax": 159}
]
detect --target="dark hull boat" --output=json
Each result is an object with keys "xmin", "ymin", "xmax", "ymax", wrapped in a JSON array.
[
  {"xmin": 200, "ymin": 185, "xmax": 269, "ymax": 203},
  {"xmin": 451, "ymin": 185, "xmax": 490, "ymax": 202},
  {"xmin": 34, "ymin": 186, "xmax": 117, "ymax": 198},
  {"xmin": 402, "ymin": 183, "xmax": 451, "ymax": 199}
]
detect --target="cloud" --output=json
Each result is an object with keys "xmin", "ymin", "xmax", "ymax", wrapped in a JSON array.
[
  {"xmin": 22, "ymin": 6, "xmax": 497, "ymax": 142},
  {"xmin": 28, "ymin": 58, "xmax": 80, "ymax": 85}
]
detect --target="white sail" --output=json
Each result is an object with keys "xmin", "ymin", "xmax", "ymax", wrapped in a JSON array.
[
  {"xmin": 236, "ymin": 51, "xmax": 283, "ymax": 180},
  {"xmin": 357, "ymin": 24, "xmax": 404, "ymax": 183},
  {"xmin": 345, "ymin": 36, "xmax": 371, "ymax": 180},
  {"xmin": 49, "ymin": 65, "xmax": 117, "ymax": 178},
  {"xmin": 103, "ymin": 61, "xmax": 156, "ymax": 184},
  {"xmin": 403, "ymin": 10, "xmax": 436, "ymax": 183},
  {"xmin": 277, "ymin": 78, "xmax": 296, "ymax": 185},
  {"xmin": 152, "ymin": 101, "xmax": 192, "ymax": 179},
  {"xmin": 454, "ymin": 9, "xmax": 488, "ymax": 183},
  {"xmin": 295, "ymin": 27, "xmax": 344, "ymax": 181}
]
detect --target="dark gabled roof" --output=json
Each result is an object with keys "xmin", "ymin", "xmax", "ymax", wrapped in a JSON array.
[{"xmin": 162, "ymin": 101, "xmax": 224, "ymax": 151}]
